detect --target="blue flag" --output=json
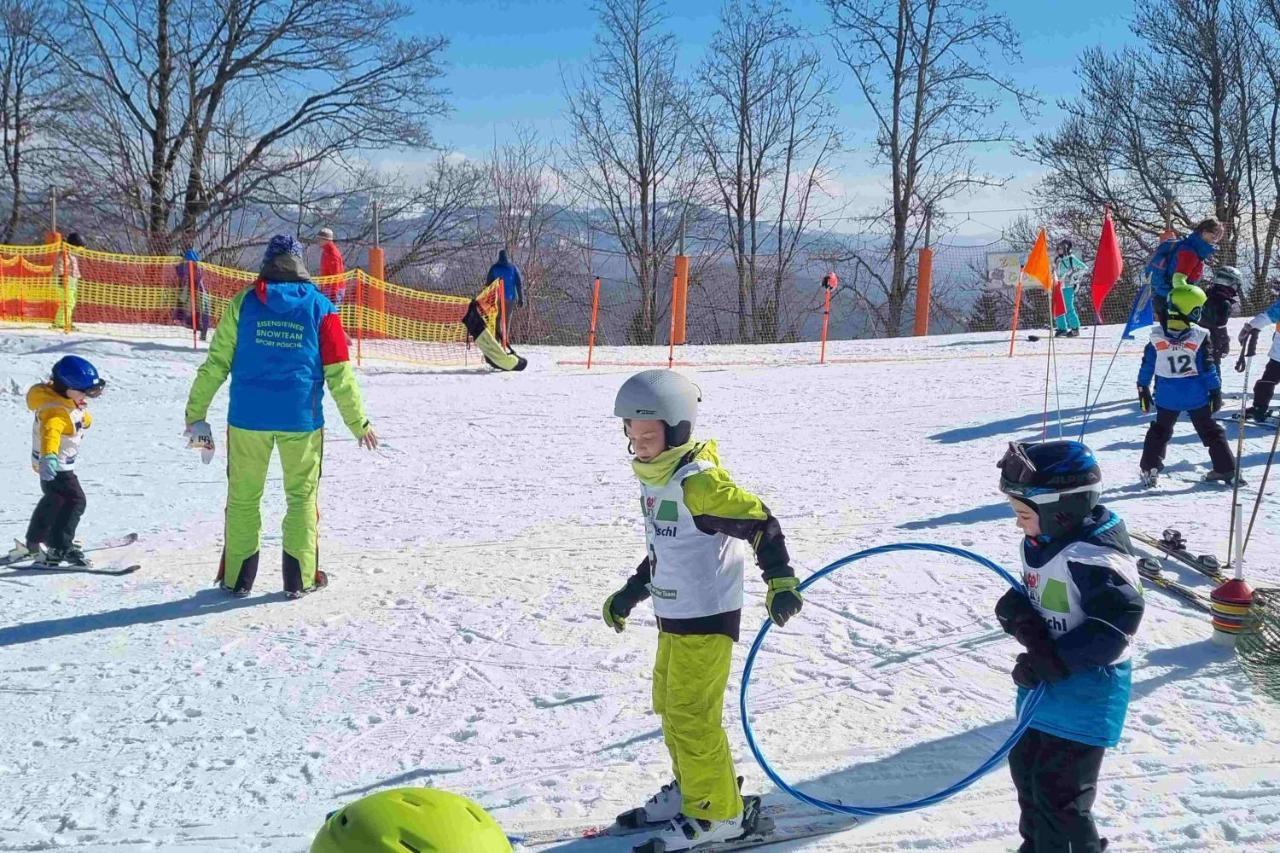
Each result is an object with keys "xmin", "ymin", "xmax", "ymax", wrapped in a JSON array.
[{"xmin": 1122, "ymin": 280, "xmax": 1153, "ymax": 339}]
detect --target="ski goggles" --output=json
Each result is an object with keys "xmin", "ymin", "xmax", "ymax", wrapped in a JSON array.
[
  {"xmin": 81, "ymin": 379, "xmax": 106, "ymax": 398},
  {"xmin": 997, "ymin": 442, "xmax": 1038, "ymax": 493}
]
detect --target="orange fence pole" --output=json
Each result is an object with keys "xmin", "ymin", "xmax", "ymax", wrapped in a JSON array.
[
  {"xmin": 819, "ymin": 272, "xmax": 838, "ymax": 364},
  {"xmin": 1008, "ymin": 276, "xmax": 1025, "ymax": 357},
  {"xmin": 913, "ymin": 247, "xmax": 933, "ymax": 336},
  {"xmin": 587, "ymin": 276, "xmax": 601, "ymax": 370},
  {"xmin": 672, "ymin": 255, "xmax": 689, "ymax": 345},
  {"xmin": 0, "ymin": 258, "xmax": 7, "ymax": 322},
  {"xmin": 667, "ymin": 272, "xmax": 679, "ymax": 369},
  {"xmin": 187, "ymin": 259, "xmax": 198, "ymax": 349},
  {"xmin": 367, "ymin": 246, "xmax": 386, "ymax": 335},
  {"xmin": 356, "ymin": 272, "xmax": 364, "ymax": 367},
  {"xmin": 497, "ymin": 278, "xmax": 508, "ymax": 349}
]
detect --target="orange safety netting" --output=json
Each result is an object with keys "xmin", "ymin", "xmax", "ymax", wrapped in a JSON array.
[{"xmin": 0, "ymin": 241, "xmax": 499, "ymax": 368}]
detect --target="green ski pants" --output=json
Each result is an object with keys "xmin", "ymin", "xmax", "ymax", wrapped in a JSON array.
[
  {"xmin": 222, "ymin": 426, "xmax": 323, "ymax": 592},
  {"xmin": 652, "ymin": 631, "xmax": 741, "ymax": 821}
]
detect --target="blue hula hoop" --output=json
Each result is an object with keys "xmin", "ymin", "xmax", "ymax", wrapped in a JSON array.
[{"xmin": 740, "ymin": 542, "xmax": 1046, "ymax": 817}]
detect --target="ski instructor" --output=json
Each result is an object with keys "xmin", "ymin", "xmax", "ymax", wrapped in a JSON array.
[{"xmin": 183, "ymin": 234, "xmax": 378, "ymax": 598}]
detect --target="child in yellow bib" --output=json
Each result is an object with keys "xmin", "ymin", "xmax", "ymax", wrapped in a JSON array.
[{"xmin": 604, "ymin": 370, "xmax": 802, "ymax": 852}]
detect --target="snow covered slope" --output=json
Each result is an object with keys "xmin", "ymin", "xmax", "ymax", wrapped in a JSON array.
[{"xmin": 0, "ymin": 326, "xmax": 1277, "ymax": 852}]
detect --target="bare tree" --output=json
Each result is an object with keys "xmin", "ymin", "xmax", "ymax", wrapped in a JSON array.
[
  {"xmin": 0, "ymin": 0, "xmax": 67, "ymax": 241},
  {"xmin": 377, "ymin": 157, "xmax": 487, "ymax": 279},
  {"xmin": 1034, "ymin": 0, "xmax": 1262, "ymax": 293},
  {"xmin": 54, "ymin": 0, "xmax": 449, "ymax": 252},
  {"xmin": 692, "ymin": 0, "xmax": 839, "ymax": 342},
  {"xmin": 563, "ymin": 0, "xmax": 701, "ymax": 344},
  {"xmin": 827, "ymin": 0, "xmax": 1035, "ymax": 335}
]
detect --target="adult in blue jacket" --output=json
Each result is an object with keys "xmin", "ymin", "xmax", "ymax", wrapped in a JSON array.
[
  {"xmin": 485, "ymin": 249, "xmax": 523, "ymax": 342},
  {"xmin": 1136, "ymin": 282, "xmax": 1235, "ymax": 486},
  {"xmin": 997, "ymin": 440, "xmax": 1145, "ymax": 853}
]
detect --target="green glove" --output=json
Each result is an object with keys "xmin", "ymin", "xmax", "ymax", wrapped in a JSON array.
[
  {"xmin": 603, "ymin": 590, "xmax": 631, "ymax": 633},
  {"xmin": 766, "ymin": 577, "xmax": 803, "ymax": 627}
]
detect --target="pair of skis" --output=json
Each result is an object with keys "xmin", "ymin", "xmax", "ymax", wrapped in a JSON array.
[
  {"xmin": 510, "ymin": 797, "xmax": 855, "ymax": 851},
  {"xmin": 1130, "ymin": 529, "xmax": 1224, "ymax": 612},
  {"xmin": 0, "ymin": 532, "xmax": 140, "ymax": 576}
]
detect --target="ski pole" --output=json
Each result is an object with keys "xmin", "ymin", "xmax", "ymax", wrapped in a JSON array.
[
  {"xmin": 1243, "ymin": 419, "xmax": 1279, "ymax": 558},
  {"xmin": 1228, "ymin": 327, "xmax": 1260, "ymax": 567}
]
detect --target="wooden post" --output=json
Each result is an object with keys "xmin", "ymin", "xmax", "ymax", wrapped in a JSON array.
[
  {"xmin": 1008, "ymin": 275, "xmax": 1025, "ymax": 357},
  {"xmin": 187, "ymin": 259, "xmax": 198, "ymax": 349},
  {"xmin": 587, "ymin": 276, "xmax": 601, "ymax": 370},
  {"xmin": 819, "ymin": 272, "xmax": 838, "ymax": 364},
  {"xmin": 913, "ymin": 246, "xmax": 933, "ymax": 336},
  {"xmin": 672, "ymin": 254, "xmax": 689, "ymax": 345}
]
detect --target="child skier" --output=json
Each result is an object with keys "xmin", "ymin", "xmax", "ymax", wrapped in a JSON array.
[
  {"xmin": 603, "ymin": 370, "xmax": 802, "ymax": 851},
  {"xmin": 1053, "ymin": 239, "xmax": 1087, "ymax": 337},
  {"xmin": 8, "ymin": 356, "xmax": 105, "ymax": 567},
  {"xmin": 1201, "ymin": 265, "xmax": 1242, "ymax": 369},
  {"xmin": 1136, "ymin": 282, "xmax": 1237, "ymax": 486},
  {"xmin": 996, "ymin": 440, "xmax": 1145, "ymax": 853},
  {"xmin": 1235, "ymin": 280, "xmax": 1280, "ymax": 423}
]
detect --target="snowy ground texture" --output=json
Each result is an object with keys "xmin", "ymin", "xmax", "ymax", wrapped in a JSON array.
[{"xmin": 1, "ymin": 324, "xmax": 1278, "ymax": 852}]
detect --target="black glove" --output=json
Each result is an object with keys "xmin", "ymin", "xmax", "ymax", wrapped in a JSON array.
[
  {"xmin": 995, "ymin": 588, "xmax": 1053, "ymax": 651},
  {"xmin": 1210, "ymin": 388, "xmax": 1223, "ymax": 413},
  {"xmin": 1239, "ymin": 323, "xmax": 1257, "ymax": 347},
  {"xmin": 766, "ymin": 577, "xmax": 803, "ymax": 627},
  {"xmin": 1012, "ymin": 649, "xmax": 1071, "ymax": 689},
  {"xmin": 1137, "ymin": 385, "xmax": 1153, "ymax": 414}
]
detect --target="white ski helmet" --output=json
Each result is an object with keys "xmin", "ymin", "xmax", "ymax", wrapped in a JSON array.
[
  {"xmin": 614, "ymin": 369, "xmax": 701, "ymax": 447},
  {"xmin": 1211, "ymin": 265, "xmax": 1243, "ymax": 291}
]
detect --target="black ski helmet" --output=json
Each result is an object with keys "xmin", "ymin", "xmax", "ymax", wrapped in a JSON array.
[{"xmin": 998, "ymin": 440, "xmax": 1102, "ymax": 538}]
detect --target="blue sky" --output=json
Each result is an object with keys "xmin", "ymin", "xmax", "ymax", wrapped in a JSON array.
[{"xmin": 406, "ymin": 0, "xmax": 1136, "ymax": 238}]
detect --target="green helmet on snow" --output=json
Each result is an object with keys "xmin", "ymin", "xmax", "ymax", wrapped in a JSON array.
[
  {"xmin": 614, "ymin": 369, "xmax": 701, "ymax": 447},
  {"xmin": 1167, "ymin": 282, "xmax": 1207, "ymax": 330},
  {"xmin": 310, "ymin": 788, "xmax": 512, "ymax": 853}
]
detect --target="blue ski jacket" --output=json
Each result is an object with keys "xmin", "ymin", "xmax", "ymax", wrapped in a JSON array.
[{"xmin": 1138, "ymin": 326, "xmax": 1220, "ymax": 411}]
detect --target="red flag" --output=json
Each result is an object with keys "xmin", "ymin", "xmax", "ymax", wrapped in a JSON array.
[
  {"xmin": 1090, "ymin": 211, "xmax": 1123, "ymax": 319},
  {"xmin": 1052, "ymin": 282, "xmax": 1066, "ymax": 318}
]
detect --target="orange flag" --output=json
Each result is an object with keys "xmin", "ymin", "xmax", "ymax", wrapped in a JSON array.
[{"xmin": 1023, "ymin": 228, "xmax": 1053, "ymax": 291}]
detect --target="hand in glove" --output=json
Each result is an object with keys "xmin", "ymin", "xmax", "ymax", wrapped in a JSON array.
[
  {"xmin": 1012, "ymin": 648, "xmax": 1071, "ymax": 689},
  {"xmin": 38, "ymin": 454, "xmax": 59, "ymax": 482},
  {"xmin": 1210, "ymin": 388, "xmax": 1223, "ymax": 413},
  {"xmin": 766, "ymin": 577, "xmax": 803, "ymax": 627},
  {"xmin": 1239, "ymin": 323, "xmax": 1257, "ymax": 346},
  {"xmin": 1137, "ymin": 385, "xmax": 1153, "ymax": 414},
  {"xmin": 602, "ymin": 590, "xmax": 634, "ymax": 633},
  {"xmin": 995, "ymin": 588, "xmax": 1052, "ymax": 651},
  {"xmin": 184, "ymin": 420, "xmax": 215, "ymax": 464}
]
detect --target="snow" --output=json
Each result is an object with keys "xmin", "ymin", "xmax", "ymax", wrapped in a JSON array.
[{"xmin": 0, "ymin": 323, "xmax": 1278, "ymax": 852}]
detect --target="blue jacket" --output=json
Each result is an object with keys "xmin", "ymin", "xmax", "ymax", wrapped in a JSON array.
[
  {"xmin": 486, "ymin": 250, "xmax": 523, "ymax": 304},
  {"xmin": 1014, "ymin": 508, "xmax": 1144, "ymax": 748},
  {"xmin": 1154, "ymin": 231, "xmax": 1215, "ymax": 297},
  {"xmin": 1138, "ymin": 326, "xmax": 1219, "ymax": 411}
]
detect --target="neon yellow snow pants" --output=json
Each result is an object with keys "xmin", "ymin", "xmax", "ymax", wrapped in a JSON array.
[
  {"xmin": 652, "ymin": 632, "xmax": 741, "ymax": 821},
  {"xmin": 222, "ymin": 426, "xmax": 323, "ymax": 591},
  {"xmin": 53, "ymin": 276, "xmax": 77, "ymax": 329}
]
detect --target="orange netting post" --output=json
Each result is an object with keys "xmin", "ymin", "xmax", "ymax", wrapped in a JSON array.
[
  {"xmin": 1008, "ymin": 275, "xmax": 1025, "ymax": 357},
  {"xmin": 672, "ymin": 255, "xmax": 689, "ymax": 345},
  {"xmin": 587, "ymin": 276, "xmax": 601, "ymax": 370},
  {"xmin": 0, "ymin": 256, "xmax": 7, "ymax": 322},
  {"xmin": 819, "ymin": 272, "xmax": 838, "ymax": 364},
  {"xmin": 913, "ymin": 246, "xmax": 933, "ymax": 336},
  {"xmin": 355, "ymin": 271, "xmax": 364, "ymax": 367},
  {"xmin": 186, "ymin": 258, "xmax": 198, "ymax": 349},
  {"xmin": 496, "ymin": 277, "xmax": 508, "ymax": 349},
  {"xmin": 667, "ymin": 271, "xmax": 678, "ymax": 369},
  {"xmin": 367, "ymin": 246, "xmax": 387, "ymax": 335}
]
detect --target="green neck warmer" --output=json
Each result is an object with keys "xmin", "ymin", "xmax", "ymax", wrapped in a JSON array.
[{"xmin": 631, "ymin": 440, "xmax": 698, "ymax": 487}]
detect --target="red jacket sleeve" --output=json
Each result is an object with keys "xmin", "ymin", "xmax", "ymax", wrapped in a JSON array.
[
  {"xmin": 319, "ymin": 312, "xmax": 350, "ymax": 366},
  {"xmin": 1174, "ymin": 248, "xmax": 1203, "ymax": 281}
]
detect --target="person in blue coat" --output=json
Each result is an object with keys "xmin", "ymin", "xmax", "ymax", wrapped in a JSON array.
[
  {"xmin": 1135, "ymin": 282, "xmax": 1236, "ymax": 486},
  {"xmin": 996, "ymin": 440, "xmax": 1145, "ymax": 853},
  {"xmin": 485, "ymin": 249, "xmax": 523, "ymax": 343}
]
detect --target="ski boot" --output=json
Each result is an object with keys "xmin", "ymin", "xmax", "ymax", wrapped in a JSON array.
[
  {"xmin": 286, "ymin": 569, "xmax": 329, "ymax": 600},
  {"xmin": 37, "ymin": 547, "xmax": 92, "ymax": 568},
  {"xmin": 616, "ymin": 781, "xmax": 682, "ymax": 830},
  {"xmin": 1140, "ymin": 468, "xmax": 1159, "ymax": 488},
  {"xmin": 632, "ymin": 797, "xmax": 764, "ymax": 852},
  {"xmin": 1203, "ymin": 470, "xmax": 1246, "ymax": 486},
  {"xmin": 1067, "ymin": 329, "xmax": 1080, "ymax": 337}
]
